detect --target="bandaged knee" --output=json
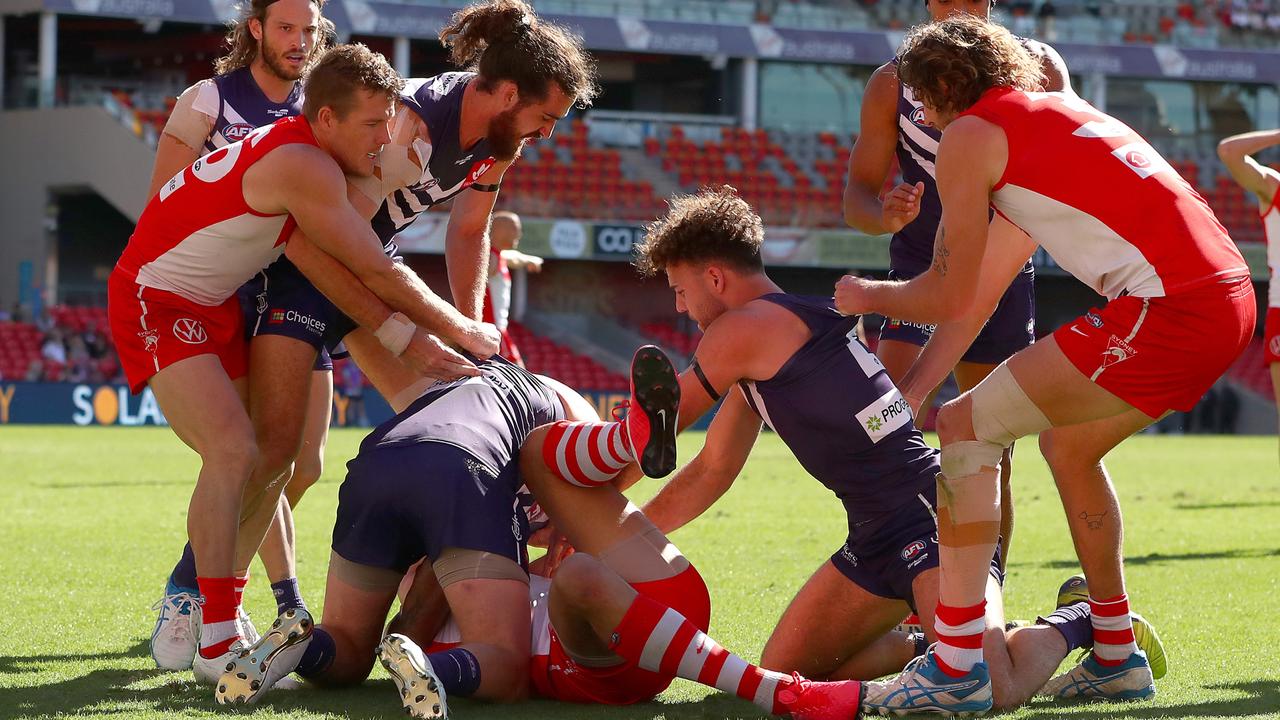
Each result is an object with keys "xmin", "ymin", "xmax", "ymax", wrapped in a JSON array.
[
  {"xmin": 969, "ymin": 363, "xmax": 1052, "ymax": 448},
  {"xmin": 432, "ymin": 548, "xmax": 527, "ymax": 589}
]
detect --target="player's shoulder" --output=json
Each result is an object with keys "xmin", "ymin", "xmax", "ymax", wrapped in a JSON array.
[{"xmin": 866, "ymin": 62, "xmax": 900, "ymax": 99}]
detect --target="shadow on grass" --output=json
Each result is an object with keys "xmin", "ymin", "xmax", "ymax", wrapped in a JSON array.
[
  {"xmin": 1175, "ymin": 500, "xmax": 1280, "ymax": 510},
  {"xmin": 0, "ymin": 638, "xmax": 769, "ymax": 720},
  {"xmin": 1016, "ymin": 679, "xmax": 1280, "ymax": 719},
  {"xmin": 32, "ymin": 479, "xmax": 191, "ymax": 490},
  {"xmin": 1023, "ymin": 547, "xmax": 1280, "ymax": 570}
]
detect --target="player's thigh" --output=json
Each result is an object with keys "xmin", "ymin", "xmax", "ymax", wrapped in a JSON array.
[
  {"xmin": 761, "ymin": 560, "xmax": 909, "ymax": 675},
  {"xmin": 248, "ymin": 334, "xmax": 320, "ymax": 465},
  {"xmin": 343, "ymin": 328, "xmax": 426, "ymax": 411},
  {"xmin": 1037, "ymin": 407, "xmax": 1155, "ymax": 473},
  {"xmin": 522, "ymin": 447, "xmax": 657, "ymax": 558},
  {"xmin": 443, "ymin": 577, "xmax": 532, "ymax": 658},
  {"xmin": 1004, "ymin": 335, "xmax": 1135, "ymax": 427},
  {"xmin": 875, "ymin": 338, "xmax": 924, "ymax": 385},
  {"xmin": 953, "ymin": 361, "xmax": 999, "ymax": 394},
  {"xmin": 150, "ymin": 354, "xmax": 255, "ymax": 459},
  {"xmin": 319, "ymin": 566, "xmax": 399, "ymax": 654}
]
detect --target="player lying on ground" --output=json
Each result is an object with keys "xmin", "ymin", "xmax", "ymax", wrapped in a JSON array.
[
  {"xmin": 576, "ymin": 187, "xmax": 1161, "ymax": 715},
  {"xmin": 152, "ymin": 0, "xmax": 598, "ymax": 669},
  {"xmin": 212, "ymin": 350, "xmax": 863, "ymax": 719},
  {"xmin": 843, "ymin": 0, "xmax": 1072, "ymax": 576},
  {"xmin": 833, "ymin": 16, "xmax": 1250, "ymax": 714},
  {"xmin": 110, "ymin": 43, "xmax": 506, "ymax": 684}
]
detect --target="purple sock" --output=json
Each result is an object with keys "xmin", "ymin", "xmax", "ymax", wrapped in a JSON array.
[
  {"xmin": 295, "ymin": 627, "xmax": 336, "ymax": 679},
  {"xmin": 426, "ymin": 648, "xmax": 482, "ymax": 697},
  {"xmin": 1037, "ymin": 600, "xmax": 1093, "ymax": 652},
  {"xmin": 271, "ymin": 577, "xmax": 306, "ymax": 615},
  {"xmin": 169, "ymin": 543, "xmax": 198, "ymax": 591}
]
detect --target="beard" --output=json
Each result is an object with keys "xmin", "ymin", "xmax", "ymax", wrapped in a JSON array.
[
  {"xmin": 259, "ymin": 34, "xmax": 303, "ymax": 82},
  {"xmin": 487, "ymin": 106, "xmax": 529, "ymax": 162}
]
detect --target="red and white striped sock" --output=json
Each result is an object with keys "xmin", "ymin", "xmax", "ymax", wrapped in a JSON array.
[
  {"xmin": 197, "ymin": 576, "xmax": 242, "ymax": 659},
  {"xmin": 233, "ymin": 573, "xmax": 248, "ymax": 609},
  {"xmin": 1089, "ymin": 594, "xmax": 1137, "ymax": 666},
  {"xmin": 541, "ymin": 420, "xmax": 633, "ymax": 487},
  {"xmin": 933, "ymin": 601, "xmax": 987, "ymax": 677},
  {"xmin": 611, "ymin": 593, "xmax": 793, "ymax": 713}
]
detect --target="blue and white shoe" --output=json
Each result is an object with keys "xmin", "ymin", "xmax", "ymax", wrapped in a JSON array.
[
  {"xmin": 150, "ymin": 581, "xmax": 202, "ymax": 670},
  {"xmin": 862, "ymin": 647, "xmax": 993, "ymax": 716},
  {"xmin": 1040, "ymin": 650, "xmax": 1155, "ymax": 701}
]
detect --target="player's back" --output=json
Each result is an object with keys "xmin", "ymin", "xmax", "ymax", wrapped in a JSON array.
[
  {"xmin": 117, "ymin": 116, "xmax": 318, "ymax": 306},
  {"xmin": 737, "ymin": 294, "xmax": 938, "ymax": 523},
  {"xmin": 372, "ymin": 73, "xmax": 500, "ymax": 252},
  {"xmin": 964, "ymin": 88, "xmax": 1248, "ymax": 299},
  {"xmin": 359, "ymin": 355, "xmax": 564, "ymax": 476}
]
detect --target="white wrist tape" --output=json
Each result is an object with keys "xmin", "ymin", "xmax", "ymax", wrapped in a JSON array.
[{"xmin": 375, "ymin": 312, "xmax": 416, "ymax": 356}]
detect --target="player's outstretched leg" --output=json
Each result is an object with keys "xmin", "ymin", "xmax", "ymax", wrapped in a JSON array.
[
  {"xmin": 542, "ymin": 345, "xmax": 679, "ymax": 485},
  {"xmin": 376, "ymin": 634, "xmax": 449, "ymax": 720},
  {"xmin": 860, "ymin": 642, "xmax": 993, "ymax": 716},
  {"xmin": 215, "ymin": 608, "xmax": 315, "ymax": 705}
]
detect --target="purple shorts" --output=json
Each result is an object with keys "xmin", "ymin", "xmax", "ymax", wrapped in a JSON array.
[
  {"xmin": 830, "ymin": 487, "xmax": 1003, "ymax": 613},
  {"xmin": 332, "ymin": 441, "xmax": 529, "ymax": 574},
  {"xmin": 238, "ymin": 257, "xmax": 356, "ymax": 371},
  {"xmin": 879, "ymin": 270, "xmax": 1035, "ymax": 366}
]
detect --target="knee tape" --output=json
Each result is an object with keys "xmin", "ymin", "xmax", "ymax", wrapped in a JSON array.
[
  {"xmin": 432, "ymin": 548, "xmax": 527, "ymax": 589},
  {"xmin": 935, "ymin": 472, "xmax": 1002, "ymax": 548},
  {"xmin": 969, "ymin": 363, "xmax": 1052, "ymax": 448}
]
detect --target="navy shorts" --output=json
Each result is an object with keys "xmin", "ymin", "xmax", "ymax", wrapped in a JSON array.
[
  {"xmin": 829, "ymin": 488, "xmax": 1003, "ymax": 614},
  {"xmin": 238, "ymin": 257, "xmax": 357, "ymax": 372},
  {"xmin": 879, "ymin": 269, "xmax": 1035, "ymax": 366},
  {"xmin": 332, "ymin": 441, "xmax": 529, "ymax": 575}
]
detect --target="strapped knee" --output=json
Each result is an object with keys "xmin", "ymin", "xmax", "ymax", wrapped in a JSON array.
[{"xmin": 969, "ymin": 364, "xmax": 1051, "ymax": 448}]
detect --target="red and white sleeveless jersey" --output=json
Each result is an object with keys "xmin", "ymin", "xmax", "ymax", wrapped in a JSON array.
[
  {"xmin": 1263, "ymin": 189, "xmax": 1280, "ymax": 306},
  {"xmin": 962, "ymin": 88, "xmax": 1248, "ymax": 300},
  {"xmin": 116, "ymin": 116, "xmax": 318, "ymax": 306}
]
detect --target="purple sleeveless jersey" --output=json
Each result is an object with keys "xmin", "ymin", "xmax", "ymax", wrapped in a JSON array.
[{"xmin": 736, "ymin": 294, "xmax": 939, "ymax": 524}]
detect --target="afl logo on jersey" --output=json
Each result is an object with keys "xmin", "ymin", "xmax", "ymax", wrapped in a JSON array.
[
  {"xmin": 223, "ymin": 123, "xmax": 254, "ymax": 143},
  {"xmin": 910, "ymin": 106, "xmax": 928, "ymax": 127}
]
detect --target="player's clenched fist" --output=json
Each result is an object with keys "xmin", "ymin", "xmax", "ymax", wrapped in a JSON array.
[
  {"xmin": 460, "ymin": 320, "xmax": 502, "ymax": 359},
  {"xmin": 881, "ymin": 181, "xmax": 924, "ymax": 234},
  {"xmin": 834, "ymin": 274, "xmax": 876, "ymax": 317},
  {"xmin": 403, "ymin": 331, "xmax": 481, "ymax": 380}
]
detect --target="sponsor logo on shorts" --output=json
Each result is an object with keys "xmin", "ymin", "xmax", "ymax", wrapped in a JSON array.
[
  {"xmin": 1100, "ymin": 334, "xmax": 1137, "ymax": 369},
  {"xmin": 268, "ymin": 309, "xmax": 326, "ymax": 336},
  {"xmin": 901, "ymin": 539, "xmax": 928, "ymax": 561},
  {"xmin": 222, "ymin": 123, "xmax": 254, "ymax": 142},
  {"xmin": 172, "ymin": 318, "xmax": 207, "ymax": 345},
  {"xmin": 886, "ymin": 317, "xmax": 937, "ymax": 335},
  {"xmin": 139, "ymin": 329, "xmax": 159, "ymax": 354},
  {"xmin": 1085, "ymin": 312, "xmax": 1104, "ymax": 328},
  {"xmin": 840, "ymin": 543, "xmax": 859, "ymax": 567},
  {"xmin": 1270, "ymin": 335, "xmax": 1280, "ymax": 358},
  {"xmin": 857, "ymin": 387, "xmax": 913, "ymax": 443}
]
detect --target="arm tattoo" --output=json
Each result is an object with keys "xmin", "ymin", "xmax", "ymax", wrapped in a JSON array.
[{"xmin": 931, "ymin": 229, "xmax": 951, "ymax": 276}]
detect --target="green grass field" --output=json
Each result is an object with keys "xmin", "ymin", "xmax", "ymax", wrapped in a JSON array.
[{"xmin": 1, "ymin": 427, "xmax": 1278, "ymax": 719}]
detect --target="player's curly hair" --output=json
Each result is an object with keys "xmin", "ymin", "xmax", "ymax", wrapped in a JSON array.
[
  {"xmin": 215, "ymin": 0, "xmax": 335, "ymax": 76},
  {"xmin": 898, "ymin": 14, "xmax": 1045, "ymax": 117},
  {"xmin": 302, "ymin": 44, "xmax": 405, "ymax": 121},
  {"xmin": 439, "ymin": 0, "xmax": 599, "ymax": 108},
  {"xmin": 634, "ymin": 187, "xmax": 765, "ymax": 277}
]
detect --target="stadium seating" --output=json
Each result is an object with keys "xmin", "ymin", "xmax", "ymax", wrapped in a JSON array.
[
  {"xmin": 508, "ymin": 321, "xmax": 630, "ymax": 391},
  {"xmin": 636, "ymin": 319, "xmax": 701, "ymax": 358}
]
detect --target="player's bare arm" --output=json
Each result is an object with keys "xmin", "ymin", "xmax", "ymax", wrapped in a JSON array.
[
  {"xmin": 843, "ymin": 63, "xmax": 921, "ymax": 234},
  {"xmin": 249, "ymin": 144, "xmax": 500, "ymax": 358},
  {"xmin": 446, "ymin": 159, "xmax": 513, "ymax": 320},
  {"xmin": 148, "ymin": 81, "xmax": 215, "ymax": 197},
  {"xmin": 834, "ymin": 116, "xmax": 1006, "ymax": 322},
  {"xmin": 1217, "ymin": 129, "xmax": 1280, "ymax": 203},
  {"xmin": 898, "ymin": 214, "xmax": 1037, "ymax": 411},
  {"xmin": 640, "ymin": 389, "xmax": 762, "ymax": 535}
]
